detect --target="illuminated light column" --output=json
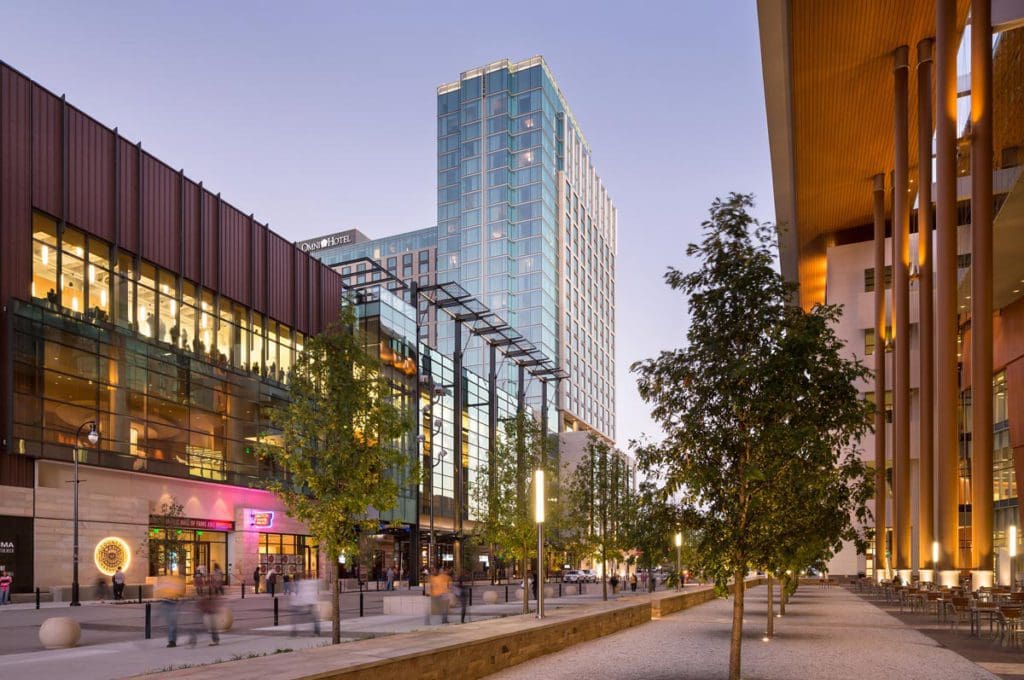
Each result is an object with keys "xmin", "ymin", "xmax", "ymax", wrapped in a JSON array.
[
  {"xmin": 892, "ymin": 44, "xmax": 912, "ymax": 584},
  {"xmin": 873, "ymin": 172, "xmax": 888, "ymax": 582},
  {"xmin": 535, "ymin": 468, "xmax": 545, "ymax": 619},
  {"xmin": 935, "ymin": 0, "xmax": 960, "ymax": 588},
  {"xmin": 970, "ymin": 0, "xmax": 994, "ymax": 590},
  {"xmin": 917, "ymin": 37, "xmax": 936, "ymax": 585}
]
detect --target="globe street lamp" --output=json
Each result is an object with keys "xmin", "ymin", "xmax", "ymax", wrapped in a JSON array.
[
  {"xmin": 674, "ymin": 532, "xmax": 682, "ymax": 592},
  {"xmin": 535, "ymin": 468, "xmax": 545, "ymax": 619},
  {"xmin": 72, "ymin": 420, "xmax": 99, "ymax": 606}
]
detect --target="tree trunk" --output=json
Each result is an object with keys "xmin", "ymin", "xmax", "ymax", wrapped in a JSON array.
[
  {"xmin": 780, "ymin": 575, "xmax": 787, "ymax": 616},
  {"xmin": 766, "ymin": 572, "xmax": 774, "ymax": 639},
  {"xmin": 521, "ymin": 550, "xmax": 529, "ymax": 615},
  {"xmin": 330, "ymin": 551, "xmax": 341, "ymax": 645},
  {"xmin": 729, "ymin": 570, "xmax": 745, "ymax": 680},
  {"xmin": 602, "ymin": 542, "xmax": 608, "ymax": 601}
]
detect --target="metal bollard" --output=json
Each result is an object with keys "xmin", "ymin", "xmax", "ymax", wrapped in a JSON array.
[
  {"xmin": 559, "ymin": 583, "xmax": 562, "ymax": 598},
  {"xmin": 138, "ymin": 585, "xmax": 143, "ymax": 603},
  {"xmin": 469, "ymin": 587, "xmax": 473, "ymax": 607},
  {"xmin": 505, "ymin": 585, "xmax": 509, "ymax": 602},
  {"xmin": 273, "ymin": 596, "xmax": 279, "ymax": 626},
  {"xmin": 359, "ymin": 592, "xmax": 364, "ymax": 617},
  {"xmin": 145, "ymin": 603, "xmax": 152, "ymax": 639},
  {"xmin": 241, "ymin": 581, "xmax": 245, "ymax": 599},
  {"xmin": 35, "ymin": 588, "xmax": 40, "ymax": 609}
]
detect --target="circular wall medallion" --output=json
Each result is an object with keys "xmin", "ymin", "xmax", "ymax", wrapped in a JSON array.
[{"xmin": 94, "ymin": 536, "xmax": 131, "ymax": 576}]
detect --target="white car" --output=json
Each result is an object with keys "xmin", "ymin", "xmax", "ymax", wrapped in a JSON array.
[
  {"xmin": 562, "ymin": 570, "xmax": 583, "ymax": 583},
  {"xmin": 579, "ymin": 569, "xmax": 598, "ymax": 583}
]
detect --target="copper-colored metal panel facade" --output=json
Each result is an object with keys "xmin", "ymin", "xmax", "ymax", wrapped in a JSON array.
[{"xmin": 0, "ymin": 60, "xmax": 345, "ymax": 460}]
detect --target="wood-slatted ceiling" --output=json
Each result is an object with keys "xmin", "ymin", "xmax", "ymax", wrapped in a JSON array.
[{"xmin": 789, "ymin": 0, "xmax": 971, "ymax": 250}]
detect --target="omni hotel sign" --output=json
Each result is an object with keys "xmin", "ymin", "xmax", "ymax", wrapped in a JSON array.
[{"xmin": 297, "ymin": 229, "xmax": 361, "ymax": 253}]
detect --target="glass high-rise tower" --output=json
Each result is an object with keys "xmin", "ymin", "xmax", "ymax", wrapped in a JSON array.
[{"xmin": 435, "ymin": 57, "xmax": 616, "ymax": 440}]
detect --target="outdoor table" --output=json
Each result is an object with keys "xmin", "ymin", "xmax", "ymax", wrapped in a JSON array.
[{"xmin": 972, "ymin": 604, "xmax": 1000, "ymax": 638}]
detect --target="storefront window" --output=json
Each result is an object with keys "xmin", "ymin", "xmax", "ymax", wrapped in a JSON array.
[
  {"xmin": 259, "ymin": 533, "xmax": 318, "ymax": 579},
  {"xmin": 146, "ymin": 527, "xmax": 228, "ymax": 581}
]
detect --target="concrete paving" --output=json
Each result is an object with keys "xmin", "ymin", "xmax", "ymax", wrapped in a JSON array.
[
  {"xmin": 488, "ymin": 585, "xmax": 999, "ymax": 680},
  {"xmin": 0, "ymin": 582, "xmax": 616, "ymax": 679}
]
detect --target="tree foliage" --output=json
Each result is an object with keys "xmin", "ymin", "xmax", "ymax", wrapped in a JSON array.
[
  {"xmin": 632, "ymin": 193, "xmax": 872, "ymax": 680},
  {"xmin": 618, "ymin": 481, "xmax": 682, "ymax": 592},
  {"xmin": 564, "ymin": 434, "xmax": 630, "ymax": 600},
  {"xmin": 470, "ymin": 410, "xmax": 556, "ymax": 614},
  {"xmin": 258, "ymin": 304, "xmax": 411, "ymax": 643}
]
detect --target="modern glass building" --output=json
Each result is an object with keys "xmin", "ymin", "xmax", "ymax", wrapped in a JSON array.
[
  {"xmin": 306, "ymin": 56, "xmax": 618, "ymax": 443},
  {"xmin": 436, "ymin": 57, "xmax": 616, "ymax": 441}
]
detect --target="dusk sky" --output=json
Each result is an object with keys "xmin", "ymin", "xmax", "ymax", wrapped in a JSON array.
[{"xmin": 2, "ymin": 1, "xmax": 775, "ymax": 450}]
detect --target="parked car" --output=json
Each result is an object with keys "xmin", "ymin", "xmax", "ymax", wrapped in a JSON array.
[
  {"xmin": 562, "ymin": 569, "xmax": 583, "ymax": 583},
  {"xmin": 579, "ymin": 569, "xmax": 598, "ymax": 583}
]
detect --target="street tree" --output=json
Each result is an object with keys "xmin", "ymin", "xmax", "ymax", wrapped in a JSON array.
[
  {"xmin": 258, "ymin": 304, "xmax": 411, "ymax": 644},
  {"xmin": 565, "ymin": 434, "xmax": 630, "ymax": 600},
  {"xmin": 471, "ymin": 410, "xmax": 555, "ymax": 614},
  {"xmin": 632, "ymin": 193, "xmax": 871, "ymax": 680},
  {"xmin": 618, "ymin": 481, "xmax": 682, "ymax": 593}
]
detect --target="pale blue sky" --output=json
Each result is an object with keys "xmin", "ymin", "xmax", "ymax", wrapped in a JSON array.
[{"xmin": 1, "ymin": 0, "xmax": 776, "ymax": 449}]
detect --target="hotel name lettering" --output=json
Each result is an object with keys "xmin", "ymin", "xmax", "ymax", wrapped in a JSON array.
[
  {"xmin": 149, "ymin": 516, "xmax": 235, "ymax": 532},
  {"xmin": 297, "ymin": 231, "xmax": 356, "ymax": 253}
]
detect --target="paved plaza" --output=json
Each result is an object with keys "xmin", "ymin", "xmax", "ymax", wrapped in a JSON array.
[{"xmin": 489, "ymin": 585, "xmax": 1000, "ymax": 680}]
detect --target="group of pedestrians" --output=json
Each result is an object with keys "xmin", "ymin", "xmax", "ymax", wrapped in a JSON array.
[
  {"xmin": 157, "ymin": 572, "xmax": 226, "ymax": 648},
  {"xmin": 424, "ymin": 567, "xmax": 469, "ymax": 625},
  {"xmin": 94, "ymin": 566, "xmax": 127, "ymax": 602}
]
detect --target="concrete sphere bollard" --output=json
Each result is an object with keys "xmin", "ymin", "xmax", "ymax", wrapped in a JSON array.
[
  {"xmin": 482, "ymin": 590, "xmax": 499, "ymax": 605},
  {"xmin": 39, "ymin": 617, "xmax": 81, "ymax": 649},
  {"xmin": 544, "ymin": 585, "xmax": 556, "ymax": 598}
]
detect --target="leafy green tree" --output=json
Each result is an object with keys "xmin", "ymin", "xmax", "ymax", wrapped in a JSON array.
[
  {"xmin": 258, "ymin": 304, "xmax": 411, "ymax": 644},
  {"xmin": 619, "ymin": 481, "xmax": 682, "ymax": 593},
  {"xmin": 565, "ymin": 435, "xmax": 631, "ymax": 600},
  {"xmin": 471, "ymin": 411, "xmax": 555, "ymax": 614},
  {"xmin": 632, "ymin": 194, "xmax": 871, "ymax": 680},
  {"xmin": 137, "ymin": 497, "xmax": 187, "ymax": 575}
]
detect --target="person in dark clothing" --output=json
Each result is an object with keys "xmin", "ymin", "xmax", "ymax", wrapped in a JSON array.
[
  {"xmin": 456, "ymin": 576, "xmax": 469, "ymax": 623},
  {"xmin": 253, "ymin": 567, "xmax": 261, "ymax": 594}
]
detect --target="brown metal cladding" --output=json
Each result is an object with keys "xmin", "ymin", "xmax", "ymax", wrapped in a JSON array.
[
  {"xmin": 67, "ymin": 108, "xmax": 115, "ymax": 242},
  {"xmin": 1, "ymin": 66, "xmax": 33, "ymax": 306},
  {"xmin": 1, "ymin": 62, "xmax": 344, "ymax": 333},
  {"xmin": 218, "ymin": 205, "xmax": 250, "ymax": 303},
  {"xmin": 201, "ymin": 190, "xmax": 219, "ymax": 286},
  {"xmin": 31, "ymin": 86, "xmax": 61, "ymax": 218},
  {"xmin": 182, "ymin": 179, "xmax": 201, "ymax": 282},
  {"xmin": 117, "ymin": 137, "xmax": 139, "ymax": 254},
  {"xmin": 141, "ymin": 154, "xmax": 180, "ymax": 271}
]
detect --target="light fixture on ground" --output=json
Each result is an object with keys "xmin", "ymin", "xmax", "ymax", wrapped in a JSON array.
[
  {"xmin": 71, "ymin": 420, "xmax": 99, "ymax": 607},
  {"xmin": 674, "ymin": 532, "xmax": 682, "ymax": 592},
  {"xmin": 535, "ymin": 468, "xmax": 545, "ymax": 619}
]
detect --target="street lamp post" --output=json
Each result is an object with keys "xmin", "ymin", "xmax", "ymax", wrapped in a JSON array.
[
  {"xmin": 674, "ymin": 532, "xmax": 682, "ymax": 592},
  {"xmin": 72, "ymin": 420, "xmax": 99, "ymax": 607},
  {"xmin": 535, "ymin": 468, "xmax": 545, "ymax": 619}
]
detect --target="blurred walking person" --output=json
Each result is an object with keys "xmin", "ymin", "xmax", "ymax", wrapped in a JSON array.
[
  {"xmin": 156, "ymin": 575, "xmax": 185, "ymax": 647},
  {"xmin": 291, "ymin": 578, "xmax": 321, "ymax": 637}
]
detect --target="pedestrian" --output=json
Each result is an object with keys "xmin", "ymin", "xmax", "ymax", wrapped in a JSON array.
[
  {"xmin": 0, "ymin": 570, "xmax": 11, "ymax": 605},
  {"xmin": 196, "ymin": 590, "xmax": 221, "ymax": 646},
  {"xmin": 113, "ymin": 566, "xmax": 126, "ymax": 600},
  {"xmin": 194, "ymin": 565, "xmax": 207, "ymax": 597},
  {"xmin": 211, "ymin": 563, "xmax": 224, "ymax": 596},
  {"xmin": 266, "ymin": 567, "xmax": 278, "ymax": 596},
  {"xmin": 283, "ymin": 571, "xmax": 292, "ymax": 596},
  {"xmin": 531, "ymin": 572, "xmax": 538, "ymax": 600},
  {"xmin": 456, "ymin": 575, "xmax": 469, "ymax": 623},
  {"xmin": 291, "ymin": 578, "xmax": 321, "ymax": 637},
  {"xmin": 386, "ymin": 565, "xmax": 395, "ymax": 592},
  {"xmin": 425, "ymin": 568, "xmax": 451, "ymax": 625},
  {"xmin": 253, "ymin": 566, "xmax": 261, "ymax": 594},
  {"xmin": 156, "ymin": 575, "xmax": 185, "ymax": 647},
  {"xmin": 609, "ymin": 573, "xmax": 619, "ymax": 594},
  {"xmin": 630, "ymin": 572, "xmax": 637, "ymax": 592},
  {"xmin": 95, "ymin": 575, "xmax": 110, "ymax": 602}
]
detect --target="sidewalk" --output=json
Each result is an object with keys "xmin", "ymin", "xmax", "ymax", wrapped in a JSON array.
[{"xmin": 0, "ymin": 586, "xmax": 624, "ymax": 678}]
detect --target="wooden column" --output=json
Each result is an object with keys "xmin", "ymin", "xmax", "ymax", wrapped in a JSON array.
[
  {"xmin": 934, "ymin": 0, "xmax": 960, "ymax": 587},
  {"xmin": 874, "ymin": 172, "xmax": 889, "ymax": 580},
  {"xmin": 971, "ymin": 0, "xmax": 994, "ymax": 587},
  {"xmin": 917, "ymin": 38, "xmax": 936, "ymax": 581},
  {"xmin": 892, "ymin": 44, "xmax": 912, "ymax": 579}
]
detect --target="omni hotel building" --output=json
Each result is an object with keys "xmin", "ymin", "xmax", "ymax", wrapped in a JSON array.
[{"xmin": 759, "ymin": 0, "xmax": 1024, "ymax": 584}]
